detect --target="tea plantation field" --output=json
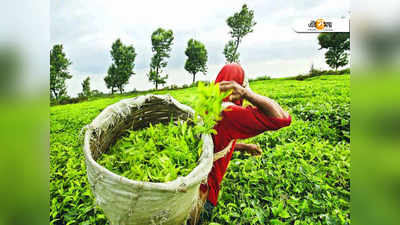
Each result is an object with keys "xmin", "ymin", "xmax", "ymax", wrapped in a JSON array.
[{"xmin": 50, "ymin": 74, "xmax": 350, "ymax": 225}]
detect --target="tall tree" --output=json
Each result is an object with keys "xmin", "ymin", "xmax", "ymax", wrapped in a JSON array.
[
  {"xmin": 223, "ymin": 4, "xmax": 256, "ymax": 63},
  {"xmin": 317, "ymin": 33, "xmax": 350, "ymax": 71},
  {"xmin": 104, "ymin": 39, "xmax": 136, "ymax": 94},
  {"xmin": 50, "ymin": 44, "xmax": 72, "ymax": 101},
  {"xmin": 80, "ymin": 76, "xmax": 91, "ymax": 97},
  {"xmin": 148, "ymin": 28, "xmax": 174, "ymax": 89},
  {"xmin": 184, "ymin": 39, "xmax": 208, "ymax": 84}
]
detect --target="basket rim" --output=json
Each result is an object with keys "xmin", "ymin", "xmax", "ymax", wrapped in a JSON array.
[{"xmin": 83, "ymin": 94, "xmax": 214, "ymax": 192}]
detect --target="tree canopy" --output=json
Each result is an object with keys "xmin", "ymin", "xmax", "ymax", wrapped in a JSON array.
[
  {"xmin": 318, "ymin": 33, "xmax": 350, "ymax": 71},
  {"xmin": 223, "ymin": 4, "xmax": 256, "ymax": 63},
  {"xmin": 50, "ymin": 44, "xmax": 72, "ymax": 101},
  {"xmin": 79, "ymin": 76, "xmax": 91, "ymax": 97},
  {"xmin": 148, "ymin": 28, "xmax": 174, "ymax": 90},
  {"xmin": 184, "ymin": 39, "xmax": 208, "ymax": 84},
  {"xmin": 104, "ymin": 39, "xmax": 137, "ymax": 94}
]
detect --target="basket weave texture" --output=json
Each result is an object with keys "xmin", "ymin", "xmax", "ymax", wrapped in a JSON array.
[{"xmin": 83, "ymin": 94, "xmax": 214, "ymax": 225}]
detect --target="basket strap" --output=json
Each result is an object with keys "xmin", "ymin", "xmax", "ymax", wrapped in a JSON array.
[{"xmin": 213, "ymin": 139, "xmax": 235, "ymax": 162}]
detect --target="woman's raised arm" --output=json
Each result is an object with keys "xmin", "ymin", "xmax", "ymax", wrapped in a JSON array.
[{"xmin": 219, "ymin": 80, "xmax": 289, "ymax": 119}]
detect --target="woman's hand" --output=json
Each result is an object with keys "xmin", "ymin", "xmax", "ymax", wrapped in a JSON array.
[
  {"xmin": 246, "ymin": 144, "xmax": 262, "ymax": 156},
  {"xmin": 234, "ymin": 143, "xmax": 262, "ymax": 156},
  {"xmin": 219, "ymin": 80, "xmax": 289, "ymax": 119},
  {"xmin": 219, "ymin": 81, "xmax": 247, "ymax": 101}
]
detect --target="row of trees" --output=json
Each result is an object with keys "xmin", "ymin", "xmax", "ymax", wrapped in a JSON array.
[
  {"xmin": 50, "ymin": 4, "xmax": 349, "ymax": 102},
  {"xmin": 50, "ymin": 4, "xmax": 255, "ymax": 101},
  {"xmin": 103, "ymin": 29, "xmax": 209, "ymax": 94},
  {"xmin": 50, "ymin": 45, "xmax": 94, "ymax": 101},
  {"xmin": 49, "ymin": 35, "xmax": 209, "ymax": 101}
]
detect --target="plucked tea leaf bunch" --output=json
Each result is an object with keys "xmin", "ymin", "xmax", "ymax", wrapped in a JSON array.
[
  {"xmin": 193, "ymin": 82, "xmax": 231, "ymax": 135},
  {"xmin": 98, "ymin": 121, "xmax": 200, "ymax": 182},
  {"xmin": 98, "ymin": 82, "xmax": 229, "ymax": 183}
]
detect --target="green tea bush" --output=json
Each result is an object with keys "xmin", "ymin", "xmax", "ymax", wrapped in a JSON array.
[
  {"xmin": 291, "ymin": 101, "xmax": 350, "ymax": 142},
  {"xmin": 214, "ymin": 141, "xmax": 350, "ymax": 225},
  {"xmin": 50, "ymin": 75, "xmax": 350, "ymax": 225},
  {"xmin": 213, "ymin": 75, "xmax": 350, "ymax": 224}
]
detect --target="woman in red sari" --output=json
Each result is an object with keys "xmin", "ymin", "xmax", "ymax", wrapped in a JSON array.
[{"xmin": 190, "ymin": 63, "xmax": 291, "ymax": 225}]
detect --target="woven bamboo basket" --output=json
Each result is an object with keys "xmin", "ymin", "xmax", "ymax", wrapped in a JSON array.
[{"xmin": 83, "ymin": 94, "xmax": 214, "ymax": 225}]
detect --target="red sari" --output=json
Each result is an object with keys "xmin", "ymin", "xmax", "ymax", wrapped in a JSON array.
[{"xmin": 200, "ymin": 64, "xmax": 292, "ymax": 206}]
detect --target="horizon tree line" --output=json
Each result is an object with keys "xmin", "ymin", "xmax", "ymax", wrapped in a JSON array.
[{"xmin": 50, "ymin": 29, "xmax": 210, "ymax": 101}]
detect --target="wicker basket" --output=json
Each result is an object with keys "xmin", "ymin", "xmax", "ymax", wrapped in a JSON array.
[{"xmin": 83, "ymin": 94, "xmax": 214, "ymax": 225}]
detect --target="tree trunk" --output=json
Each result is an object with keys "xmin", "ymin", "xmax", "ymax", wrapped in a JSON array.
[
  {"xmin": 156, "ymin": 66, "xmax": 159, "ymax": 90},
  {"xmin": 233, "ymin": 36, "xmax": 241, "ymax": 60},
  {"xmin": 334, "ymin": 48, "xmax": 339, "ymax": 73},
  {"xmin": 52, "ymin": 90, "xmax": 58, "ymax": 101},
  {"xmin": 192, "ymin": 73, "xmax": 196, "ymax": 84}
]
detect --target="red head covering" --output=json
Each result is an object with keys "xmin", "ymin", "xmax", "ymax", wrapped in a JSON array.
[{"xmin": 214, "ymin": 63, "xmax": 245, "ymax": 106}]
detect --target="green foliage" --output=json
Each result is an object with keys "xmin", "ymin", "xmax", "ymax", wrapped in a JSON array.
[
  {"xmin": 338, "ymin": 68, "xmax": 350, "ymax": 75},
  {"xmin": 320, "ymin": 69, "xmax": 348, "ymax": 75},
  {"xmin": 212, "ymin": 75, "xmax": 350, "ymax": 225},
  {"xmin": 185, "ymin": 39, "xmax": 208, "ymax": 84},
  {"xmin": 98, "ymin": 121, "xmax": 201, "ymax": 182},
  {"xmin": 50, "ymin": 75, "xmax": 350, "ymax": 225},
  {"xmin": 50, "ymin": 95, "xmax": 89, "ymax": 106},
  {"xmin": 193, "ymin": 82, "xmax": 230, "ymax": 135},
  {"xmin": 104, "ymin": 39, "xmax": 137, "ymax": 94},
  {"xmin": 214, "ymin": 141, "xmax": 349, "ymax": 225},
  {"xmin": 318, "ymin": 33, "xmax": 350, "ymax": 71},
  {"xmin": 50, "ymin": 44, "xmax": 72, "ymax": 101},
  {"xmin": 148, "ymin": 28, "xmax": 174, "ymax": 89},
  {"xmin": 224, "ymin": 4, "xmax": 256, "ymax": 63},
  {"xmin": 248, "ymin": 75, "xmax": 271, "ymax": 82},
  {"xmin": 78, "ymin": 77, "xmax": 91, "ymax": 97},
  {"xmin": 294, "ymin": 68, "xmax": 351, "ymax": 81},
  {"xmin": 223, "ymin": 40, "xmax": 240, "ymax": 64},
  {"xmin": 98, "ymin": 82, "xmax": 228, "ymax": 183}
]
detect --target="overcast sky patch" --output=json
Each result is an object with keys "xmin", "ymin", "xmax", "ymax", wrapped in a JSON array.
[{"xmin": 51, "ymin": 0, "xmax": 350, "ymax": 96}]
